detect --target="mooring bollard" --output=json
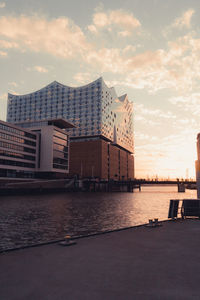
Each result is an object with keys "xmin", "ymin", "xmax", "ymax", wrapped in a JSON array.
[
  {"xmin": 59, "ymin": 234, "xmax": 77, "ymax": 246},
  {"xmin": 146, "ymin": 218, "xmax": 162, "ymax": 228},
  {"xmin": 149, "ymin": 219, "xmax": 153, "ymax": 225},
  {"xmin": 154, "ymin": 218, "xmax": 158, "ymax": 225},
  {"xmin": 64, "ymin": 235, "xmax": 71, "ymax": 244}
]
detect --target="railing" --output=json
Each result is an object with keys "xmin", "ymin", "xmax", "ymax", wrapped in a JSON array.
[{"xmin": 168, "ymin": 199, "xmax": 200, "ymax": 219}]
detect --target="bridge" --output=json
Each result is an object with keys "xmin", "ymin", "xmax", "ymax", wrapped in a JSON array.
[{"xmin": 133, "ymin": 179, "xmax": 196, "ymax": 185}]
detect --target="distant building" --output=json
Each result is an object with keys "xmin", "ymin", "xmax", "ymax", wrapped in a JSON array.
[
  {"xmin": 7, "ymin": 77, "xmax": 134, "ymax": 180},
  {"xmin": 0, "ymin": 119, "xmax": 73, "ymax": 179}
]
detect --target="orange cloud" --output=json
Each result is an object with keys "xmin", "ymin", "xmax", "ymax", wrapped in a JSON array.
[
  {"xmin": 173, "ymin": 9, "xmax": 195, "ymax": 29},
  {"xmin": 34, "ymin": 66, "xmax": 48, "ymax": 73},
  {"xmin": 0, "ymin": 15, "xmax": 91, "ymax": 58},
  {"xmin": 88, "ymin": 9, "xmax": 141, "ymax": 36}
]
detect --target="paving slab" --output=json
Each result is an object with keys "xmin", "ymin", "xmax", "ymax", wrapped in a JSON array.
[{"xmin": 1, "ymin": 219, "xmax": 200, "ymax": 300}]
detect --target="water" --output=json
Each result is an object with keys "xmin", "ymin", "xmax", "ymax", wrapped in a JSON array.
[{"xmin": 0, "ymin": 185, "xmax": 197, "ymax": 252}]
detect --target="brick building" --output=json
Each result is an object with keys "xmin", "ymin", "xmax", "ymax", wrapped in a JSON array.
[{"xmin": 70, "ymin": 138, "xmax": 134, "ymax": 180}]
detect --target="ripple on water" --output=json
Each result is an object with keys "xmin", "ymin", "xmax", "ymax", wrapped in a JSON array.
[{"xmin": 0, "ymin": 185, "xmax": 197, "ymax": 251}]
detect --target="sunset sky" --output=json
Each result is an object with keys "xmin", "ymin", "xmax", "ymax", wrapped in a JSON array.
[{"xmin": 0, "ymin": 0, "xmax": 200, "ymax": 179}]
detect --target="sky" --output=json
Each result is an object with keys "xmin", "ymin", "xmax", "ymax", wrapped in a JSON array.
[{"xmin": 0, "ymin": 0, "xmax": 200, "ymax": 179}]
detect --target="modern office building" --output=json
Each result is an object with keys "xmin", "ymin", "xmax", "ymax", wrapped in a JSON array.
[
  {"xmin": 0, "ymin": 120, "xmax": 38, "ymax": 178},
  {"xmin": 7, "ymin": 77, "xmax": 134, "ymax": 180},
  {"xmin": 0, "ymin": 119, "xmax": 72, "ymax": 179},
  {"xmin": 16, "ymin": 118, "xmax": 73, "ymax": 178}
]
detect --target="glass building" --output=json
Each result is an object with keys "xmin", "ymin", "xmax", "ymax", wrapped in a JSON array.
[
  {"xmin": 7, "ymin": 78, "xmax": 134, "ymax": 180},
  {"xmin": 0, "ymin": 120, "xmax": 38, "ymax": 178},
  {"xmin": 0, "ymin": 119, "xmax": 72, "ymax": 179}
]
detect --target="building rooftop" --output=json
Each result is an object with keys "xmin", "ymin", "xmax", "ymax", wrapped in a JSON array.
[
  {"xmin": 15, "ymin": 118, "xmax": 75, "ymax": 129},
  {"xmin": 47, "ymin": 119, "xmax": 75, "ymax": 129}
]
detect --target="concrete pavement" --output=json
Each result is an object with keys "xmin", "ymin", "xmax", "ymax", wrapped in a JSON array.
[{"xmin": 1, "ymin": 219, "xmax": 200, "ymax": 300}]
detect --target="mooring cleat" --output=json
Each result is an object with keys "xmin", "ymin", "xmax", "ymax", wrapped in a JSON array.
[{"xmin": 59, "ymin": 235, "xmax": 77, "ymax": 246}]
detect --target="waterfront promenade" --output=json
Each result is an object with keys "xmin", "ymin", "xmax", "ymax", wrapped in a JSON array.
[{"xmin": 1, "ymin": 219, "xmax": 200, "ymax": 300}]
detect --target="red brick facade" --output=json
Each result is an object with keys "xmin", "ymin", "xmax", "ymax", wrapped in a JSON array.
[{"xmin": 69, "ymin": 139, "xmax": 134, "ymax": 180}]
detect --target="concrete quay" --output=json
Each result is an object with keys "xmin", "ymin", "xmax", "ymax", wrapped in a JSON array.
[{"xmin": 1, "ymin": 219, "xmax": 200, "ymax": 300}]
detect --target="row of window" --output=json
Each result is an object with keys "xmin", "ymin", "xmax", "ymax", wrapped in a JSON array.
[
  {"xmin": 15, "ymin": 121, "xmax": 48, "ymax": 128},
  {"xmin": 0, "ymin": 149, "xmax": 35, "ymax": 161},
  {"xmin": 0, "ymin": 132, "xmax": 36, "ymax": 147},
  {"xmin": 9, "ymin": 84, "xmax": 101, "ymax": 100},
  {"xmin": 0, "ymin": 141, "xmax": 36, "ymax": 154},
  {"xmin": 0, "ymin": 123, "xmax": 36, "ymax": 140},
  {"xmin": 53, "ymin": 150, "xmax": 68, "ymax": 159},
  {"xmin": 53, "ymin": 164, "xmax": 68, "ymax": 170},
  {"xmin": 0, "ymin": 159, "xmax": 35, "ymax": 168},
  {"xmin": 0, "ymin": 168, "xmax": 35, "ymax": 178},
  {"xmin": 53, "ymin": 143, "xmax": 68, "ymax": 153},
  {"xmin": 9, "ymin": 94, "xmax": 101, "ymax": 106},
  {"xmin": 53, "ymin": 138, "xmax": 68, "ymax": 148},
  {"xmin": 8, "ymin": 113, "xmax": 101, "ymax": 122},
  {"xmin": 54, "ymin": 130, "xmax": 68, "ymax": 141},
  {"xmin": 53, "ymin": 157, "xmax": 68, "ymax": 166},
  {"xmin": 9, "ymin": 109, "xmax": 101, "ymax": 117},
  {"xmin": 9, "ymin": 105, "xmax": 101, "ymax": 113}
]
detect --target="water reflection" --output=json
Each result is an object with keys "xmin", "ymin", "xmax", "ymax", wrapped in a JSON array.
[{"xmin": 0, "ymin": 185, "xmax": 196, "ymax": 251}]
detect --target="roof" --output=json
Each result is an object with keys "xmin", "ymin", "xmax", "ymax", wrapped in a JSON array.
[
  {"xmin": 14, "ymin": 118, "xmax": 75, "ymax": 129},
  {"xmin": 8, "ymin": 77, "xmax": 103, "ymax": 98},
  {"xmin": 47, "ymin": 119, "xmax": 75, "ymax": 129}
]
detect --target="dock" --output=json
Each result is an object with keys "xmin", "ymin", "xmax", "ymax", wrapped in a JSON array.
[{"xmin": 1, "ymin": 219, "xmax": 200, "ymax": 299}]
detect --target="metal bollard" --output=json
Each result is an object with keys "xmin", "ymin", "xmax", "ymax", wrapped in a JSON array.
[
  {"xmin": 64, "ymin": 235, "xmax": 71, "ymax": 244},
  {"xmin": 59, "ymin": 235, "xmax": 77, "ymax": 246},
  {"xmin": 154, "ymin": 218, "xmax": 158, "ymax": 225},
  {"xmin": 149, "ymin": 219, "xmax": 153, "ymax": 225}
]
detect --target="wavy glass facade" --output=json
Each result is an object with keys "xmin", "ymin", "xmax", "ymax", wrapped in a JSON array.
[{"xmin": 7, "ymin": 78, "xmax": 134, "ymax": 153}]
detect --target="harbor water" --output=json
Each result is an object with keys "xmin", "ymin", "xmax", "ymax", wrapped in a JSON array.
[{"xmin": 0, "ymin": 185, "xmax": 197, "ymax": 252}]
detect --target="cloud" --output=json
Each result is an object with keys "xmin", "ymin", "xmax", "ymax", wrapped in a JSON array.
[
  {"xmin": 87, "ymin": 25, "xmax": 97, "ymax": 34},
  {"xmin": 0, "ymin": 15, "xmax": 91, "ymax": 58},
  {"xmin": 0, "ymin": 50, "xmax": 7, "ymax": 56},
  {"xmin": 90, "ymin": 31, "xmax": 200, "ymax": 93},
  {"xmin": 9, "ymin": 82, "xmax": 18, "ymax": 87},
  {"xmin": 172, "ymin": 9, "xmax": 195, "ymax": 29},
  {"xmin": 169, "ymin": 93, "xmax": 200, "ymax": 115},
  {"xmin": 73, "ymin": 72, "xmax": 94, "ymax": 84},
  {"xmin": 118, "ymin": 31, "xmax": 131, "ymax": 37},
  {"xmin": 0, "ymin": 39, "xmax": 19, "ymax": 49},
  {"xmin": 135, "ymin": 103, "xmax": 176, "ymax": 120},
  {"xmin": 81, "ymin": 38, "xmax": 191, "ymax": 92},
  {"xmin": 135, "ymin": 129, "xmax": 197, "ymax": 178},
  {"xmin": 88, "ymin": 9, "xmax": 141, "ymax": 36},
  {"xmin": 85, "ymin": 48, "xmax": 126, "ymax": 73},
  {"xmin": 0, "ymin": 2, "xmax": 5, "ymax": 8},
  {"xmin": 135, "ymin": 133, "xmax": 158, "ymax": 141},
  {"xmin": 0, "ymin": 92, "xmax": 7, "ymax": 100},
  {"xmin": 34, "ymin": 66, "xmax": 48, "ymax": 73},
  {"xmin": 0, "ymin": 12, "xmax": 199, "ymax": 94}
]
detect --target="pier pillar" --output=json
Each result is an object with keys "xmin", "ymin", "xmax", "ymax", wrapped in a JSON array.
[
  {"xmin": 196, "ymin": 134, "xmax": 200, "ymax": 199},
  {"xmin": 196, "ymin": 161, "xmax": 200, "ymax": 199},
  {"xmin": 177, "ymin": 183, "xmax": 185, "ymax": 193}
]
